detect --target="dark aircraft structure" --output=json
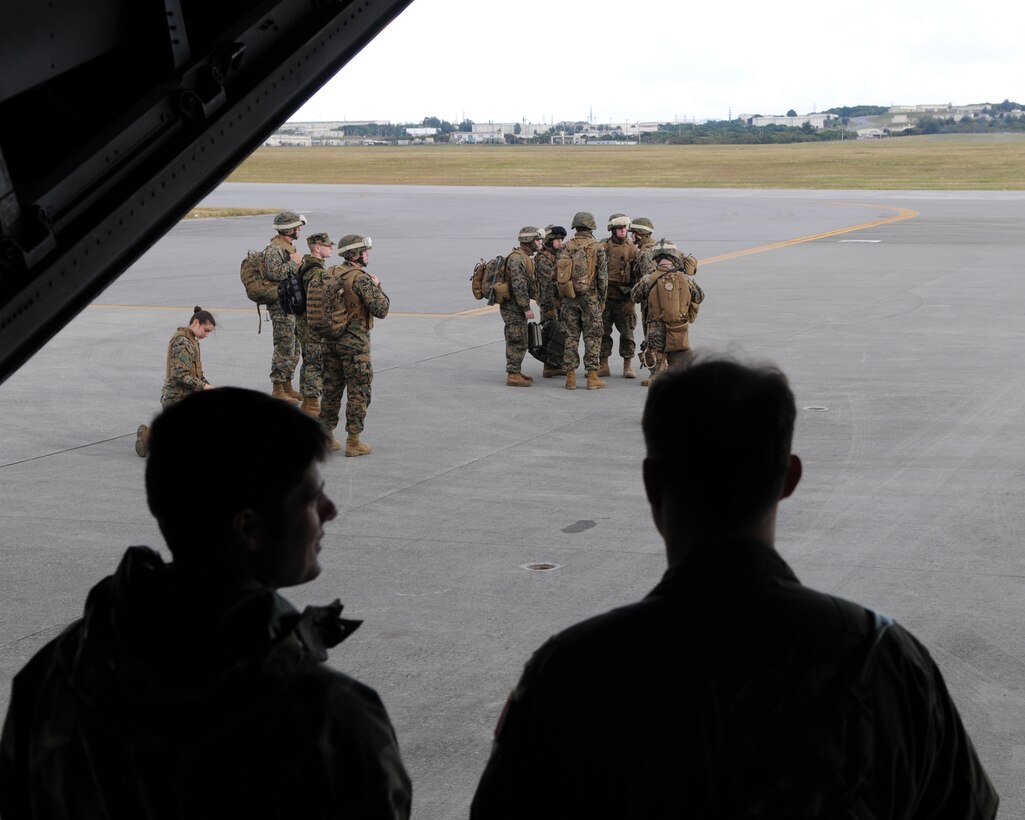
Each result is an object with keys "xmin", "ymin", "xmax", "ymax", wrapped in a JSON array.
[{"xmin": 0, "ymin": 0, "xmax": 412, "ymax": 385}]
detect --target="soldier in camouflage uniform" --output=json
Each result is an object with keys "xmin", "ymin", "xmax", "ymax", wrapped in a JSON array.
[
  {"xmin": 535, "ymin": 226, "xmax": 567, "ymax": 378},
  {"xmin": 263, "ymin": 210, "xmax": 306, "ymax": 404},
  {"xmin": 599, "ymin": 214, "xmax": 640, "ymax": 379},
  {"xmin": 630, "ymin": 239, "xmax": 703, "ymax": 386},
  {"xmin": 135, "ymin": 307, "xmax": 216, "ymax": 457},
  {"xmin": 629, "ymin": 217, "xmax": 657, "ymax": 277},
  {"xmin": 501, "ymin": 227, "xmax": 543, "ymax": 387},
  {"xmin": 317, "ymin": 235, "xmax": 389, "ymax": 456},
  {"xmin": 559, "ymin": 212, "xmax": 608, "ymax": 390},
  {"xmin": 630, "ymin": 217, "xmax": 658, "ymax": 373},
  {"xmin": 295, "ymin": 232, "xmax": 334, "ymax": 417}
]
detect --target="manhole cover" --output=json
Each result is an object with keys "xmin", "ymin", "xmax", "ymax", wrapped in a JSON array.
[
  {"xmin": 521, "ymin": 562, "xmax": 561, "ymax": 572},
  {"xmin": 803, "ymin": 406, "xmax": 828, "ymax": 412}
]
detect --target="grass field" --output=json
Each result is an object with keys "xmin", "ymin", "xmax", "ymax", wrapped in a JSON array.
[{"xmin": 227, "ymin": 134, "xmax": 1025, "ymax": 190}]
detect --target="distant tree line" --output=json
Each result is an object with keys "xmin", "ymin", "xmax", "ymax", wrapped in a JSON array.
[
  {"xmin": 904, "ymin": 101, "xmax": 1025, "ymax": 135},
  {"xmin": 320, "ymin": 102, "xmax": 1024, "ymax": 144},
  {"xmin": 641, "ymin": 120, "xmax": 845, "ymax": 144}
]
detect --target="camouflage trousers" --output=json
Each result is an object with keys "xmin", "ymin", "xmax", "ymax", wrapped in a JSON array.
[
  {"xmin": 561, "ymin": 292, "xmax": 603, "ymax": 372},
  {"xmin": 642, "ymin": 321, "xmax": 693, "ymax": 377},
  {"xmin": 500, "ymin": 303, "xmax": 528, "ymax": 373},
  {"xmin": 600, "ymin": 296, "xmax": 637, "ymax": 359},
  {"xmin": 296, "ymin": 315, "xmax": 324, "ymax": 398},
  {"xmin": 159, "ymin": 386, "xmax": 193, "ymax": 409},
  {"xmin": 268, "ymin": 303, "xmax": 299, "ymax": 383},
  {"xmin": 320, "ymin": 342, "xmax": 373, "ymax": 435}
]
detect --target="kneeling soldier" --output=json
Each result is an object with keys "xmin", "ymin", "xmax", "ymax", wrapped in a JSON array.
[{"xmin": 631, "ymin": 239, "xmax": 703, "ymax": 385}]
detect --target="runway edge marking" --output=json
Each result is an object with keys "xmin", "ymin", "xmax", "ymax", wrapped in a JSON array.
[{"xmin": 700, "ymin": 205, "xmax": 917, "ymax": 266}]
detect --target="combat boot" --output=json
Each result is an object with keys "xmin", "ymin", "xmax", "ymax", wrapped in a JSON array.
[
  {"xmin": 598, "ymin": 357, "xmax": 611, "ymax": 377},
  {"xmin": 565, "ymin": 371, "xmax": 577, "ymax": 390},
  {"xmin": 283, "ymin": 381, "xmax": 303, "ymax": 401},
  {"xmin": 506, "ymin": 372, "xmax": 532, "ymax": 387},
  {"xmin": 134, "ymin": 424, "xmax": 150, "ymax": 458},
  {"xmin": 543, "ymin": 365, "xmax": 566, "ymax": 378},
  {"xmin": 272, "ymin": 382, "xmax": 299, "ymax": 404},
  {"xmin": 586, "ymin": 370, "xmax": 607, "ymax": 390},
  {"xmin": 300, "ymin": 396, "xmax": 320, "ymax": 417},
  {"xmin": 623, "ymin": 358, "xmax": 637, "ymax": 379},
  {"xmin": 345, "ymin": 434, "xmax": 372, "ymax": 457}
]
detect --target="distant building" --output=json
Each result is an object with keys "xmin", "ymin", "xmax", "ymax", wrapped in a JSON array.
[{"xmin": 745, "ymin": 113, "xmax": 832, "ymax": 129}]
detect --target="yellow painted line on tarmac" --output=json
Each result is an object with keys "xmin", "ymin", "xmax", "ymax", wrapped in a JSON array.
[
  {"xmin": 88, "ymin": 205, "xmax": 914, "ymax": 318},
  {"xmin": 698, "ymin": 205, "xmax": 917, "ymax": 266}
]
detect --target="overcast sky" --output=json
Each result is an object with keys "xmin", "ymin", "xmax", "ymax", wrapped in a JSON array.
[{"xmin": 289, "ymin": 0, "xmax": 1023, "ymax": 124}]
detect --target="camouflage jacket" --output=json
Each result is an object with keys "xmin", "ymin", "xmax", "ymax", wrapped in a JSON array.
[
  {"xmin": 0, "ymin": 546, "xmax": 412, "ymax": 819},
  {"xmin": 632, "ymin": 236, "xmax": 657, "ymax": 282},
  {"xmin": 261, "ymin": 235, "xmax": 298, "ymax": 310},
  {"xmin": 534, "ymin": 248, "xmax": 560, "ymax": 319},
  {"xmin": 160, "ymin": 327, "xmax": 207, "ymax": 405},
  {"xmin": 328, "ymin": 266, "xmax": 389, "ymax": 352},
  {"xmin": 505, "ymin": 245, "xmax": 536, "ymax": 311},
  {"xmin": 298, "ymin": 253, "xmax": 326, "ymax": 290}
]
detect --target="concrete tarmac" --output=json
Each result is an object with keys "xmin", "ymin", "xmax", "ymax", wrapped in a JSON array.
[{"xmin": 2, "ymin": 184, "xmax": 1023, "ymax": 817}]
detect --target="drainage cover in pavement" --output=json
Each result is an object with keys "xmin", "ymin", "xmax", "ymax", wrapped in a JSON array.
[{"xmin": 522, "ymin": 562, "xmax": 561, "ymax": 572}]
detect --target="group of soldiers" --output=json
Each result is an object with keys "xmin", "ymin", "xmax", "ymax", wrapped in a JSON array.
[
  {"xmin": 496, "ymin": 211, "xmax": 704, "ymax": 390},
  {"xmin": 141, "ymin": 209, "xmax": 699, "ymax": 460},
  {"xmin": 260, "ymin": 210, "xmax": 389, "ymax": 456}
]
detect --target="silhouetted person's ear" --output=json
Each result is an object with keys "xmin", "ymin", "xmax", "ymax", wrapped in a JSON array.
[
  {"xmin": 233, "ymin": 508, "xmax": 261, "ymax": 553},
  {"xmin": 642, "ymin": 458, "xmax": 665, "ymax": 538},
  {"xmin": 780, "ymin": 454, "xmax": 802, "ymax": 500}
]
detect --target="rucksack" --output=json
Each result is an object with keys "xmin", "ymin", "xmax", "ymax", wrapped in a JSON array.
[
  {"xmin": 240, "ymin": 250, "xmax": 280, "ymax": 305},
  {"xmin": 278, "ymin": 267, "xmax": 307, "ymax": 316},
  {"xmin": 471, "ymin": 255, "xmax": 508, "ymax": 304},
  {"xmin": 306, "ymin": 265, "xmax": 352, "ymax": 339},
  {"xmin": 556, "ymin": 238, "xmax": 599, "ymax": 299}
]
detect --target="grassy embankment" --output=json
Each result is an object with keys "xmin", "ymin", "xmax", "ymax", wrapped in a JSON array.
[
  {"xmin": 183, "ymin": 207, "xmax": 279, "ymax": 219},
  {"xmin": 226, "ymin": 134, "xmax": 1025, "ymax": 190},
  {"xmin": 224, "ymin": 136, "xmax": 1025, "ymax": 190}
]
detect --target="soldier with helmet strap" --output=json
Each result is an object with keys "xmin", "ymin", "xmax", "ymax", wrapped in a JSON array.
[
  {"xmin": 630, "ymin": 239, "xmax": 703, "ymax": 386},
  {"xmin": 629, "ymin": 217, "xmax": 658, "ymax": 372},
  {"xmin": 600, "ymin": 213, "xmax": 641, "ymax": 379},
  {"xmin": 314, "ymin": 234, "xmax": 389, "ymax": 455},
  {"xmin": 264, "ymin": 210, "xmax": 308, "ymax": 403},
  {"xmin": 559, "ymin": 212, "xmax": 609, "ymax": 390},
  {"xmin": 294, "ymin": 232, "xmax": 334, "ymax": 417},
  {"xmin": 502, "ymin": 227, "xmax": 544, "ymax": 387},
  {"xmin": 534, "ymin": 226, "xmax": 567, "ymax": 378}
]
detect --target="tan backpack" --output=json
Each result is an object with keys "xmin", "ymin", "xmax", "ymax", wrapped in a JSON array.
[
  {"xmin": 556, "ymin": 237, "xmax": 599, "ymax": 299},
  {"xmin": 306, "ymin": 265, "xmax": 352, "ymax": 339},
  {"xmin": 239, "ymin": 251, "xmax": 279, "ymax": 304}
]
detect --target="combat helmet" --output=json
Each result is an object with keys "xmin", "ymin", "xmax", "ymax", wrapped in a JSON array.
[
  {"xmin": 571, "ymin": 211, "xmax": 597, "ymax": 231},
  {"xmin": 544, "ymin": 224, "xmax": 567, "ymax": 244},
  {"xmin": 652, "ymin": 238, "xmax": 680, "ymax": 262},
  {"xmin": 273, "ymin": 210, "xmax": 307, "ymax": 231},
  {"xmin": 607, "ymin": 213, "xmax": 631, "ymax": 231},
  {"xmin": 518, "ymin": 226, "xmax": 544, "ymax": 244},
  {"xmin": 629, "ymin": 216, "xmax": 654, "ymax": 236},
  {"xmin": 338, "ymin": 234, "xmax": 372, "ymax": 257}
]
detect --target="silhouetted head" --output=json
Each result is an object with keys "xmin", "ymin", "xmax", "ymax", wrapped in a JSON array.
[
  {"xmin": 642, "ymin": 356, "xmax": 799, "ymax": 546},
  {"xmin": 146, "ymin": 387, "xmax": 334, "ymax": 586}
]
